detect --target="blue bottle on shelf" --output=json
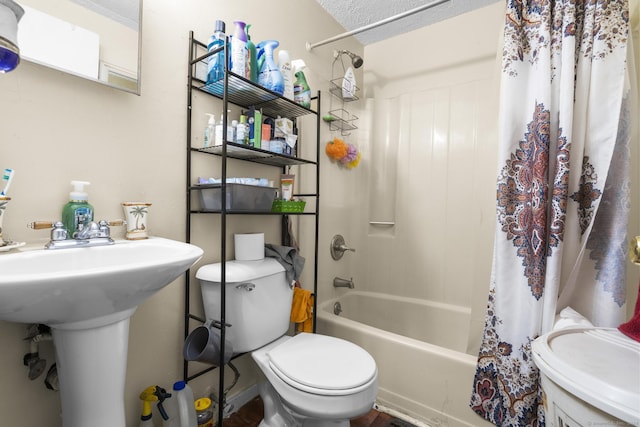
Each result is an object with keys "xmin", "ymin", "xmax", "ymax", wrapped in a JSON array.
[{"xmin": 206, "ymin": 20, "xmax": 225, "ymax": 84}]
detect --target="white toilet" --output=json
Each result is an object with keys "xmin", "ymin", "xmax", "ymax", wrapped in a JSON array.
[{"xmin": 196, "ymin": 258, "xmax": 378, "ymax": 427}]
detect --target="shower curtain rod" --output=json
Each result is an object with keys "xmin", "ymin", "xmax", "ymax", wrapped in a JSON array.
[{"xmin": 306, "ymin": 0, "xmax": 450, "ymax": 51}]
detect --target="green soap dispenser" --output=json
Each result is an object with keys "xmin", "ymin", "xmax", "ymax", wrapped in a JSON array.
[{"xmin": 62, "ymin": 180, "xmax": 94, "ymax": 238}]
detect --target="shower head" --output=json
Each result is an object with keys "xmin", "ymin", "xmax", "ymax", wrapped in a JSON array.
[{"xmin": 336, "ymin": 50, "xmax": 364, "ymax": 69}]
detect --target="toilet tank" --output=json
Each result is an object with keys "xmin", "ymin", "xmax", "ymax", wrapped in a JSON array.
[{"xmin": 196, "ymin": 258, "xmax": 293, "ymax": 353}]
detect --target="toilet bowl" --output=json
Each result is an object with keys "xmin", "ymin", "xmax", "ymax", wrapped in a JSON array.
[
  {"xmin": 196, "ymin": 259, "xmax": 379, "ymax": 426},
  {"xmin": 253, "ymin": 333, "xmax": 378, "ymax": 426}
]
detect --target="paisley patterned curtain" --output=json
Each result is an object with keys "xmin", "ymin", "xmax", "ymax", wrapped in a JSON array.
[{"xmin": 469, "ymin": 1, "xmax": 633, "ymax": 426}]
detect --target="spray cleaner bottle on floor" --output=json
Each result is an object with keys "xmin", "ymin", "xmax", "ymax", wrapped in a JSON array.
[{"xmin": 138, "ymin": 385, "xmax": 171, "ymax": 427}]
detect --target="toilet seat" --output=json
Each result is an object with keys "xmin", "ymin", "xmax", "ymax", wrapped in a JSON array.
[{"xmin": 267, "ymin": 333, "xmax": 377, "ymax": 396}]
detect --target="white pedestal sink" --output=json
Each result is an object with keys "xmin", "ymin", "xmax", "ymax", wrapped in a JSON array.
[{"xmin": 0, "ymin": 237, "xmax": 203, "ymax": 427}]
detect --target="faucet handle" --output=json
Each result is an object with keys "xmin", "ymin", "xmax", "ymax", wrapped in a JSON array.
[
  {"xmin": 28, "ymin": 221, "xmax": 55, "ymax": 230},
  {"xmin": 28, "ymin": 221, "xmax": 68, "ymax": 240},
  {"xmin": 330, "ymin": 234, "xmax": 356, "ymax": 260},
  {"xmin": 50, "ymin": 222, "xmax": 68, "ymax": 241},
  {"xmin": 98, "ymin": 220, "xmax": 110, "ymax": 237}
]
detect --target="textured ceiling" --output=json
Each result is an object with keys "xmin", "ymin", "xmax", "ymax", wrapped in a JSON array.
[
  {"xmin": 71, "ymin": 0, "xmax": 139, "ymax": 30},
  {"xmin": 314, "ymin": 0, "xmax": 500, "ymax": 45}
]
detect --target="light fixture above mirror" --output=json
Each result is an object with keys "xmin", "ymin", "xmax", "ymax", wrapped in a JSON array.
[{"xmin": 0, "ymin": 0, "xmax": 24, "ymax": 73}]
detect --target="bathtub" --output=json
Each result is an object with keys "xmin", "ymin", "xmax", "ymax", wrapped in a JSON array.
[{"xmin": 316, "ymin": 291, "xmax": 492, "ymax": 427}]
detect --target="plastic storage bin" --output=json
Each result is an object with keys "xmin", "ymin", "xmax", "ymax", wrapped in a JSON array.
[{"xmin": 196, "ymin": 184, "xmax": 277, "ymax": 212}]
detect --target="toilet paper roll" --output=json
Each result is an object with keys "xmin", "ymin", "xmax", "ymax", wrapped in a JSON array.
[{"xmin": 234, "ymin": 233, "xmax": 265, "ymax": 260}]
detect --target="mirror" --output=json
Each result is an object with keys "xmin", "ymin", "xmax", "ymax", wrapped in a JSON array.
[{"xmin": 15, "ymin": 0, "xmax": 141, "ymax": 94}]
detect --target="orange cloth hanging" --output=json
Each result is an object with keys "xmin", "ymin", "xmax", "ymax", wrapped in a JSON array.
[
  {"xmin": 290, "ymin": 287, "xmax": 314, "ymax": 333},
  {"xmin": 297, "ymin": 294, "xmax": 314, "ymax": 333}
]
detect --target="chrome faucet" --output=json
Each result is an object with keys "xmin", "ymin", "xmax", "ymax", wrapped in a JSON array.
[
  {"xmin": 45, "ymin": 220, "xmax": 115, "ymax": 249},
  {"xmin": 28, "ymin": 219, "xmax": 122, "ymax": 249},
  {"xmin": 75, "ymin": 220, "xmax": 111, "ymax": 240},
  {"xmin": 333, "ymin": 277, "xmax": 354, "ymax": 289}
]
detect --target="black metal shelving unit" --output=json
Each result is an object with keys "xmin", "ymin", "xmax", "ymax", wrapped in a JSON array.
[{"xmin": 184, "ymin": 31, "xmax": 320, "ymax": 426}]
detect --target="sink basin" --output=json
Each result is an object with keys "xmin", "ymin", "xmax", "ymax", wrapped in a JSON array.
[
  {"xmin": 0, "ymin": 237, "xmax": 203, "ymax": 326},
  {"xmin": 0, "ymin": 237, "xmax": 203, "ymax": 427}
]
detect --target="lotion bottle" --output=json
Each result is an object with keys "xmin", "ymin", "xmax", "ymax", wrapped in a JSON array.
[
  {"xmin": 214, "ymin": 114, "xmax": 224, "ymax": 146},
  {"xmin": 204, "ymin": 113, "xmax": 215, "ymax": 147},
  {"xmin": 231, "ymin": 120, "xmax": 238, "ymax": 143},
  {"xmin": 62, "ymin": 181, "xmax": 94, "ymax": 238}
]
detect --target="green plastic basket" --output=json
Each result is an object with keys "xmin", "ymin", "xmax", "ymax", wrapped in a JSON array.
[{"xmin": 271, "ymin": 200, "xmax": 306, "ymax": 213}]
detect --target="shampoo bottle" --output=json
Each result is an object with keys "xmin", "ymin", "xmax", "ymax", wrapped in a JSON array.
[
  {"xmin": 206, "ymin": 20, "xmax": 225, "ymax": 84},
  {"xmin": 292, "ymin": 59, "xmax": 311, "ymax": 108},
  {"xmin": 278, "ymin": 49, "xmax": 294, "ymax": 100},
  {"xmin": 204, "ymin": 114, "xmax": 215, "ymax": 148},
  {"xmin": 245, "ymin": 24, "xmax": 257, "ymax": 82},
  {"xmin": 62, "ymin": 180, "xmax": 94, "ymax": 238},
  {"xmin": 257, "ymin": 40, "xmax": 284, "ymax": 95},
  {"xmin": 230, "ymin": 21, "xmax": 247, "ymax": 77}
]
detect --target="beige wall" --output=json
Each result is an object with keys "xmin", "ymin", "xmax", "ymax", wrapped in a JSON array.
[
  {"xmin": 0, "ymin": 1, "xmax": 637, "ymax": 426},
  {"xmin": 0, "ymin": 1, "xmax": 361, "ymax": 425}
]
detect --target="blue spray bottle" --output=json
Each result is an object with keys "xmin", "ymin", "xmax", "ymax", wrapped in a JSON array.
[
  {"xmin": 256, "ymin": 40, "xmax": 284, "ymax": 95},
  {"xmin": 206, "ymin": 20, "xmax": 225, "ymax": 84}
]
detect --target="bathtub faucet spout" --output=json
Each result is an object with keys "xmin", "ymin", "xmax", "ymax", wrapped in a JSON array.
[{"xmin": 333, "ymin": 277, "xmax": 354, "ymax": 289}]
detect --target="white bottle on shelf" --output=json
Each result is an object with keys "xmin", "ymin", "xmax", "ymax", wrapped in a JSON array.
[
  {"xmin": 231, "ymin": 120, "xmax": 238, "ymax": 143},
  {"xmin": 204, "ymin": 114, "xmax": 215, "ymax": 148},
  {"xmin": 214, "ymin": 114, "xmax": 224, "ymax": 146}
]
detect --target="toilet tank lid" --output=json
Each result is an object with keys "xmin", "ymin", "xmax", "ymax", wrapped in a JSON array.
[{"xmin": 196, "ymin": 258, "xmax": 285, "ymax": 282}]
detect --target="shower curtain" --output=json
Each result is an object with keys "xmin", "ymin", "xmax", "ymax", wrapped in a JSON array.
[{"xmin": 470, "ymin": 1, "xmax": 632, "ymax": 426}]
